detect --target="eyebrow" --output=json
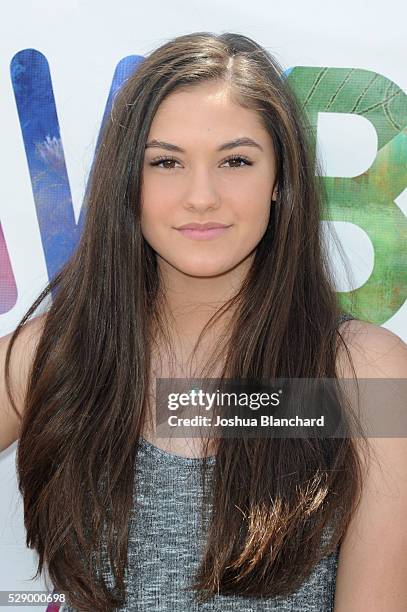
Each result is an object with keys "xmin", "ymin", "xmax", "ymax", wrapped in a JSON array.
[{"xmin": 145, "ymin": 137, "xmax": 264, "ymax": 153}]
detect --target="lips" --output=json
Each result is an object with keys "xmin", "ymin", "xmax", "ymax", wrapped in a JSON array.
[
  {"xmin": 176, "ymin": 222, "xmax": 231, "ymax": 230},
  {"xmin": 175, "ymin": 225, "xmax": 231, "ymax": 241}
]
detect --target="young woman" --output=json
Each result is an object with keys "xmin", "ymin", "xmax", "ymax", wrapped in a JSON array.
[{"xmin": 1, "ymin": 31, "xmax": 406, "ymax": 612}]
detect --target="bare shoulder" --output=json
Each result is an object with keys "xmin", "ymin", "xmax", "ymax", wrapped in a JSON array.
[
  {"xmin": 336, "ymin": 318, "xmax": 407, "ymax": 378},
  {"xmin": 334, "ymin": 318, "xmax": 407, "ymax": 610},
  {"xmin": 0, "ymin": 312, "xmax": 48, "ymax": 452}
]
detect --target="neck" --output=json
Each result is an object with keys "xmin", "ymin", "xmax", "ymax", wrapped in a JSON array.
[{"xmin": 156, "ymin": 252, "xmax": 251, "ymax": 340}]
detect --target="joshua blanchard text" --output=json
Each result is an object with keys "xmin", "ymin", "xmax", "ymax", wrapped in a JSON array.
[{"xmin": 167, "ymin": 415, "xmax": 325, "ymax": 427}]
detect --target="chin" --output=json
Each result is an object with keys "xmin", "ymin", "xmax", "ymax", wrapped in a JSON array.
[
  {"xmin": 174, "ymin": 259, "xmax": 235, "ymax": 278},
  {"xmin": 179, "ymin": 266, "xmax": 231, "ymax": 278}
]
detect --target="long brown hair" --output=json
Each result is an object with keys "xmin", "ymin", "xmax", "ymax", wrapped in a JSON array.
[{"xmin": 6, "ymin": 31, "xmax": 368, "ymax": 610}]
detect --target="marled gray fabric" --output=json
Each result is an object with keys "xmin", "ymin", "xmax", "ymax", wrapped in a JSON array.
[
  {"xmin": 61, "ymin": 441, "xmax": 339, "ymax": 611},
  {"xmin": 60, "ymin": 313, "xmax": 355, "ymax": 611}
]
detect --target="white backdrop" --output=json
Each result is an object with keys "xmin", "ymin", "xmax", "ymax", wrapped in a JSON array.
[{"xmin": 0, "ymin": 1, "xmax": 406, "ymax": 610}]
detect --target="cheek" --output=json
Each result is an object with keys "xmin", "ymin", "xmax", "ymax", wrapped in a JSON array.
[
  {"xmin": 140, "ymin": 201, "xmax": 160, "ymax": 245},
  {"xmin": 234, "ymin": 192, "xmax": 271, "ymax": 228},
  {"xmin": 232, "ymin": 175, "xmax": 273, "ymax": 216},
  {"xmin": 140, "ymin": 182, "xmax": 173, "ymax": 232},
  {"xmin": 141, "ymin": 209, "xmax": 166, "ymax": 250}
]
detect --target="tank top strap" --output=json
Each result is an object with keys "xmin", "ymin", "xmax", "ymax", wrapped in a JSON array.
[{"xmin": 337, "ymin": 312, "xmax": 355, "ymax": 325}]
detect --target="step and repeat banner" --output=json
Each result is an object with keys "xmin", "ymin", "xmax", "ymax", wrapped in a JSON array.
[{"xmin": 0, "ymin": 1, "xmax": 406, "ymax": 609}]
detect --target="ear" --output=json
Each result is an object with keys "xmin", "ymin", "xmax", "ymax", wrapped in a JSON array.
[{"xmin": 271, "ymin": 177, "xmax": 278, "ymax": 202}]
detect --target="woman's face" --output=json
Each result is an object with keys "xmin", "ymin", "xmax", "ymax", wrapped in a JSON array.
[{"xmin": 141, "ymin": 80, "xmax": 278, "ymax": 279}]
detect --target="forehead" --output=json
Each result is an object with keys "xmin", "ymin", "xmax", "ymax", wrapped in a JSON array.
[{"xmin": 148, "ymin": 81, "xmax": 268, "ymax": 141}]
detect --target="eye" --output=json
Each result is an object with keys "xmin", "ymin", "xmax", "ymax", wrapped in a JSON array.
[
  {"xmin": 148, "ymin": 154, "xmax": 253, "ymax": 170},
  {"xmin": 149, "ymin": 156, "xmax": 180, "ymax": 170},
  {"xmin": 222, "ymin": 155, "xmax": 253, "ymax": 169}
]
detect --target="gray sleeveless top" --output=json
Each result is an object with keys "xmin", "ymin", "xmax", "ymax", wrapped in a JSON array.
[{"xmin": 61, "ymin": 313, "xmax": 355, "ymax": 612}]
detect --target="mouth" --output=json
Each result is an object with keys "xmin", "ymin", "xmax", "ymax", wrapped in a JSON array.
[{"xmin": 175, "ymin": 226, "xmax": 232, "ymax": 241}]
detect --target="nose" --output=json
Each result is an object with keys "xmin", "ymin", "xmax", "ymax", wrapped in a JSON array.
[{"xmin": 182, "ymin": 166, "xmax": 221, "ymax": 213}]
